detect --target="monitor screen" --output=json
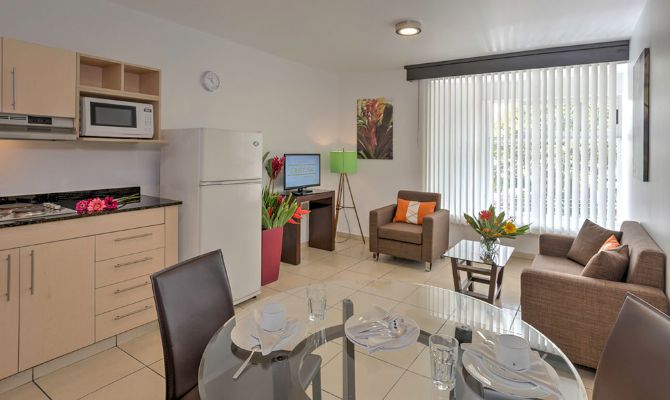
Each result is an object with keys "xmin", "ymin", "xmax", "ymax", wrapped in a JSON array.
[{"xmin": 284, "ymin": 154, "xmax": 320, "ymax": 190}]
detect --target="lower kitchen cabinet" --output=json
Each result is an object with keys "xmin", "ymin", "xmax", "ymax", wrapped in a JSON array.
[
  {"xmin": 18, "ymin": 237, "xmax": 95, "ymax": 371},
  {"xmin": 0, "ymin": 249, "xmax": 19, "ymax": 379}
]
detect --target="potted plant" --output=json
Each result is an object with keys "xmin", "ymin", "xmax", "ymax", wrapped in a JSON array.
[
  {"xmin": 261, "ymin": 153, "xmax": 309, "ymax": 285},
  {"xmin": 464, "ymin": 205, "xmax": 530, "ymax": 260}
]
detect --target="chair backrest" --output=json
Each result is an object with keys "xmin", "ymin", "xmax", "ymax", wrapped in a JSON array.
[
  {"xmin": 620, "ymin": 221, "xmax": 666, "ymax": 290},
  {"xmin": 397, "ymin": 190, "xmax": 441, "ymax": 210},
  {"xmin": 151, "ymin": 250, "xmax": 235, "ymax": 400},
  {"xmin": 592, "ymin": 294, "xmax": 670, "ymax": 400}
]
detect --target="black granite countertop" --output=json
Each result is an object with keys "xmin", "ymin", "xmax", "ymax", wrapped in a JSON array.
[{"xmin": 0, "ymin": 187, "xmax": 181, "ymax": 229}]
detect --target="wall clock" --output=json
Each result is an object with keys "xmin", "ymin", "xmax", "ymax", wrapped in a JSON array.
[{"xmin": 201, "ymin": 70, "xmax": 221, "ymax": 92}]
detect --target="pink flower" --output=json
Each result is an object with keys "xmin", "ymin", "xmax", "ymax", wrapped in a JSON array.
[
  {"xmin": 86, "ymin": 198, "xmax": 106, "ymax": 213},
  {"xmin": 103, "ymin": 196, "xmax": 118, "ymax": 210},
  {"xmin": 75, "ymin": 200, "xmax": 89, "ymax": 214}
]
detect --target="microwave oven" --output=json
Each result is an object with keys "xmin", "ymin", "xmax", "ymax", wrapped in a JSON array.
[{"xmin": 80, "ymin": 97, "xmax": 154, "ymax": 139}]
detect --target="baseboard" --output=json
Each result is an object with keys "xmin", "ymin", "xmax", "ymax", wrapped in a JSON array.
[{"xmin": 336, "ymin": 231, "xmax": 368, "ymax": 241}]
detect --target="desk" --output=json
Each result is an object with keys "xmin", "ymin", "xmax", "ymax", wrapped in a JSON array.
[{"xmin": 281, "ymin": 189, "xmax": 335, "ymax": 265}]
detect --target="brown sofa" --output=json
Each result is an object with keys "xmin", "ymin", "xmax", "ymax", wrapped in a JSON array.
[
  {"xmin": 369, "ymin": 190, "xmax": 449, "ymax": 271},
  {"xmin": 521, "ymin": 221, "xmax": 669, "ymax": 369}
]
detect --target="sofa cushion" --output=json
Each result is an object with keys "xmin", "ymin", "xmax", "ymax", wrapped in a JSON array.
[
  {"xmin": 581, "ymin": 245, "xmax": 630, "ymax": 281},
  {"xmin": 393, "ymin": 198, "xmax": 436, "ymax": 225},
  {"xmin": 532, "ymin": 255, "xmax": 584, "ymax": 276},
  {"xmin": 567, "ymin": 219, "xmax": 623, "ymax": 266},
  {"xmin": 378, "ymin": 222, "xmax": 423, "ymax": 245}
]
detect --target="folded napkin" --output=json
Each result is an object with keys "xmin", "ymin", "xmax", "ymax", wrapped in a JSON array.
[
  {"xmin": 253, "ymin": 317, "xmax": 301, "ymax": 356},
  {"xmin": 347, "ymin": 304, "xmax": 394, "ymax": 336},
  {"xmin": 462, "ymin": 342, "xmax": 562, "ymax": 398}
]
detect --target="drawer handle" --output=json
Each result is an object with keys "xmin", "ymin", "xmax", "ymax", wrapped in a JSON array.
[
  {"xmin": 114, "ymin": 232, "xmax": 153, "ymax": 242},
  {"xmin": 114, "ymin": 257, "xmax": 153, "ymax": 269},
  {"xmin": 114, "ymin": 281, "xmax": 150, "ymax": 295},
  {"xmin": 11, "ymin": 67, "xmax": 16, "ymax": 110},
  {"xmin": 114, "ymin": 305, "xmax": 153, "ymax": 321},
  {"xmin": 4, "ymin": 254, "xmax": 10, "ymax": 302}
]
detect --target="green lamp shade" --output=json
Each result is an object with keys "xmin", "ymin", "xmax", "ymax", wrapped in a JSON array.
[{"xmin": 330, "ymin": 150, "xmax": 357, "ymax": 173}]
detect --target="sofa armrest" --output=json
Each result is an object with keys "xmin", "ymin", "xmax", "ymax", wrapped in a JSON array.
[
  {"xmin": 539, "ymin": 233, "xmax": 575, "ymax": 257},
  {"xmin": 422, "ymin": 209, "xmax": 450, "ymax": 262},
  {"xmin": 369, "ymin": 204, "xmax": 396, "ymax": 252},
  {"xmin": 521, "ymin": 268, "xmax": 668, "ymax": 368}
]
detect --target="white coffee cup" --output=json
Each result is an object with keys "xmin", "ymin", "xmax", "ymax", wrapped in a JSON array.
[
  {"xmin": 494, "ymin": 334, "xmax": 531, "ymax": 371},
  {"xmin": 260, "ymin": 303, "xmax": 287, "ymax": 332}
]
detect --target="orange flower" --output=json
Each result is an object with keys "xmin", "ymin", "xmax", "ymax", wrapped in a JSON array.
[{"xmin": 503, "ymin": 221, "xmax": 517, "ymax": 234}]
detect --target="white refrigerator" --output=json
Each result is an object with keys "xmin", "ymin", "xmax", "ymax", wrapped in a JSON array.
[{"xmin": 160, "ymin": 128, "xmax": 262, "ymax": 304}]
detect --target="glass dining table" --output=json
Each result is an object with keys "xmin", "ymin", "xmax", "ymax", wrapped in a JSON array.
[{"xmin": 198, "ymin": 281, "xmax": 588, "ymax": 400}]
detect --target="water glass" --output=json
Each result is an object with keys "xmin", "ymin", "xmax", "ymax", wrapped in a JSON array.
[
  {"xmin": 306, "ymin": 284, "xmax": 327, "ymax": 321},
  {"xmin": 429, "ymin": 334, "xmax": 459, "ymax": 391}
]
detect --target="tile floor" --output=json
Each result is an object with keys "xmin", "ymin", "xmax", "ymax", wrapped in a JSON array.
[{"xmin": 0, "ymin": 237, "xmax": 596, "ymax": 400}]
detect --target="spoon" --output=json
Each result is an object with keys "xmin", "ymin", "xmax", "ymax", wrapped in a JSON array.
[{"xmin": 232, "ymin": 345, "xmax": 259, "ymax": 380}]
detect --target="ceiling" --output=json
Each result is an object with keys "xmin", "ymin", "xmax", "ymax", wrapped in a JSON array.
[{"xmin": 110, "ymin": 0, "xmax": 645, "ymax": 73}]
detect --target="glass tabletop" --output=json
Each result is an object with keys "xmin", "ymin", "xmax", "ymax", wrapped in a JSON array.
[
  {"xmin": 198, "ymin": 282, "xmax": 587, "ymax": 400},
  {"xmin": 444, "ymin": 240, "xmax": 515, "ymax": 267}
]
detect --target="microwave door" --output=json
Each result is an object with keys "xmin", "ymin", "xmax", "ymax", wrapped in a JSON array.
[{"xmin": 80, "ymin": 97, "xmax": 154, "ymax": 139}]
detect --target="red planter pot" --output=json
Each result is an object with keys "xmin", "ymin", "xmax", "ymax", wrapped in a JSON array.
[{"xmin": 261, "ymin": 227, "xmax": 284, "ymax": 285}]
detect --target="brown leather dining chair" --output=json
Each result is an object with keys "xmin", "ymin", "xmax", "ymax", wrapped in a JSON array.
[
  {"xmin": 592, "ymin": 294, "xmax": 670, "ymax": 400},
  {"xmin": 152, "ymin": 249, "xmax": 322, "ymax": 400}
]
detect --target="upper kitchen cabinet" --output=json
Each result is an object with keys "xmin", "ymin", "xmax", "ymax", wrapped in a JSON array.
[{"xmin": 1, "ymin": 37, "xmax": 77, "ymax": 118}]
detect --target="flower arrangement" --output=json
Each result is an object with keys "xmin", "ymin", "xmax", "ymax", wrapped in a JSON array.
[
  {"xmin": 75, "ymin": 193, "xmax": 140, "ymax": 215},
  {"xmin": 261, "ymin": 153, "xmax": 309, "ymax": 229},
  {"xmin": 464, "ymin": 205, "xmax": 530, "ymax": 240}
]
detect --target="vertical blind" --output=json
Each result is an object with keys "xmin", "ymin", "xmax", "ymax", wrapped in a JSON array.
[{"xmin": 419, "ymin": 63, "xmax": 621, "ymax": 234}]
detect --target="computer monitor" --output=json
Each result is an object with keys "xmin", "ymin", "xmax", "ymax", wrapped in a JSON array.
[{"xmin": 283, "ymin": 154, "xmax": 320, "ymax": 195}]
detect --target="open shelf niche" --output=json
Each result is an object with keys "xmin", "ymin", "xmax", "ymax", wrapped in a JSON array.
[{"xmin": 77, "ymin": 54, "xmax": 162, "ymax": 143}]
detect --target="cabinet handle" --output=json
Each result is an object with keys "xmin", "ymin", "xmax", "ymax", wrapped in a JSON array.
[
  {"xmin": 114, "ymin": 233, "xmax": 152, "ymax": 242},
  {"xmin": 113, "ymin": 281, "xmax": 150, "ymax": 295},
  {"xmin": 114, "ymin": 256, "xmax": 153, "ymax": 269},
  {"xmin": 4, "ymin": 255, "xmax": 10, "ymax": 302},
  {"xmin": 29, "ymin": 250, "xmax": 35, "ymax": 295},
  {"xmin": 11, "ymin": 68, "xmax": 16, "ymax": 110},
  {"xmin": 114, "ymin": 305, "xmax": 152, "ymax": 321}
]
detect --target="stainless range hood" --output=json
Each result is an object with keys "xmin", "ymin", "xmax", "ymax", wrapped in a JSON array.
[{"xmin": 0, "ymin": 113, "xmax": 76, "ymax": 141}]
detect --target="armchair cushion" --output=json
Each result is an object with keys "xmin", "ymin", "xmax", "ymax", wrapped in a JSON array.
[
  {"xmin": 393, "ymin": 199, "xmax": 436, "ymax": 225},
  {"xmin": 567, "ymin": 219, "xmax": 623, "ymax": 266},
  {"xmin": 378, "ymin": 222, "xmax": 423, "ymax": 245}
]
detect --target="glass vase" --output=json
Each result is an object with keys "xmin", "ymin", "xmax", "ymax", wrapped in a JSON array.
[{"xmin": 480, "ymin": 237, "xmax": 501, "ymax": 261}]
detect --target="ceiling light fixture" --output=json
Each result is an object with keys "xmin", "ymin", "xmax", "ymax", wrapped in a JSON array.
[{"xmin": 395, "ymin": 20, "xmax": 422, "ymax": 36}]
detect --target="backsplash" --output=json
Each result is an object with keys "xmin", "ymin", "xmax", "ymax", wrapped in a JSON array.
[{"xmin": 0, "ymin": 140, "xmax": 160, "ymax": 197}]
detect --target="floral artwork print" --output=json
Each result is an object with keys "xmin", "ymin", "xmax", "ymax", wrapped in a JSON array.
[{"xmin": 357, "ymin": 98, "xmax": 393, "ymax": 160}]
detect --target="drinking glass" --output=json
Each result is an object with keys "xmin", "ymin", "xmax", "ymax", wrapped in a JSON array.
[
  {"xmin": 306, "ymin": 284, "xmax": 327, "ymax": 321},
  {"xmin": 429, "ymin": 334, "xmax": 459, "ymax": 391}
]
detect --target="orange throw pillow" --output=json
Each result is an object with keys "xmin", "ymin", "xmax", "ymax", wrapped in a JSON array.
[
  {"xmin": 600, "ymin": 234, "xmax": 622, "ymax": 252},
  {"xmin": 393, "ymin": 198, "xmax": 436, "ymax": 225}
]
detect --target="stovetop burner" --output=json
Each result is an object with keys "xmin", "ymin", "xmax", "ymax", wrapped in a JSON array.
[{"xmin": 0, "ymin": 202, "xmax": 75, "ymax": 222}]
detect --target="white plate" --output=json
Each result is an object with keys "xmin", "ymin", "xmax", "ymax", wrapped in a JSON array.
[
  {"xmin": 463, "ymin": 351, "xmax": 560, "ymax": 399},
  {"xmin": 344, "ymin": 311, "xmax": 420, "ymax": 352},
  {"xmin": 230, "ymin": 313, "xmax": 307, "ymax": 352}
]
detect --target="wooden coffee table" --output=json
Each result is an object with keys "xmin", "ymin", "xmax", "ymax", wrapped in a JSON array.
[{"xmin": 444, "ymin": 239, "xmax": 515, "ymax": 304}]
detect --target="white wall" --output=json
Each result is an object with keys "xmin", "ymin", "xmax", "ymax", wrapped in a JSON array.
[
  {"xmin": 336, "ymin": 69, "xmax": 539, "ymax": 255},
  {"xmin": 0, "ymin": 0, "xmax": 339, "ymax": 197},
  {"xmin": 627, "ymin": 0, "xmax": 670, "ymax": 292}
]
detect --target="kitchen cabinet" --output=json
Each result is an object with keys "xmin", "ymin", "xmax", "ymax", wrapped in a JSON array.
[
  {"xmin": 18, "ymin": 237, "xmax": 95, "ymax": 371},
  {"xmin": 1, "ymin": 37, "xmax": 77, "ymax": 118},
  {"xmin": 0, "ymin": 249, "xmax": 19, "ymax": 380}
]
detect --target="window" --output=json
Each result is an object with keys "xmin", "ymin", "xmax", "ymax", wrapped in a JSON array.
[{"xmin": 419, "ymin": 63, "xmax": 624, "ymax": 234}]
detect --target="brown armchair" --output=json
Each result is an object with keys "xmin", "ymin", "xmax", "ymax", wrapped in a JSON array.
[{"xmin": 369, "ymin": 190, "xmax": 450, "ymax": 271}]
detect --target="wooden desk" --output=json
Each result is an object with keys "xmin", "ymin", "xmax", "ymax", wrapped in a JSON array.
[{"xmin": 281, "ymin": 189, "xmax": 335, "ymax": 265}]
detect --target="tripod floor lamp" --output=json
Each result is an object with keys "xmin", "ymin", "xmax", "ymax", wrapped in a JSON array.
[{"xmin": 330, "ymin": 150, "xmax": 365, "ymax": 244}]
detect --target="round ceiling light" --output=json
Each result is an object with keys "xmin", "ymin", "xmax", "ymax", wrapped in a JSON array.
[{"xmin": 395, "ymin": 20, "xmax": 422, "ymax": 36}]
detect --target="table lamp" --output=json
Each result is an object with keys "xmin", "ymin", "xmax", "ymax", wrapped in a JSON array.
[{"xmin": 330, "ymin": 150, "xmax": 365, "ymax": 244}]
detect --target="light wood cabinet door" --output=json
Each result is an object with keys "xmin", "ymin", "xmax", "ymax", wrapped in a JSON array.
[
  {"xmin": 0, "ymin": 249, "xmax": 19, "ymax": 380},
  {"xmin": 1, "ymin": 37, "xmax": 76, "ymax": 117},
  {"xmin": 18, "ymin": 237, "xmax": 95, "ymax": 371}
]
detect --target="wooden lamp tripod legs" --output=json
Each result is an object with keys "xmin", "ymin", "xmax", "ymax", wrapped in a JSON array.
[{"xmin": 334, "ymin": 173, "xmax": 365, "ymax": 244}]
